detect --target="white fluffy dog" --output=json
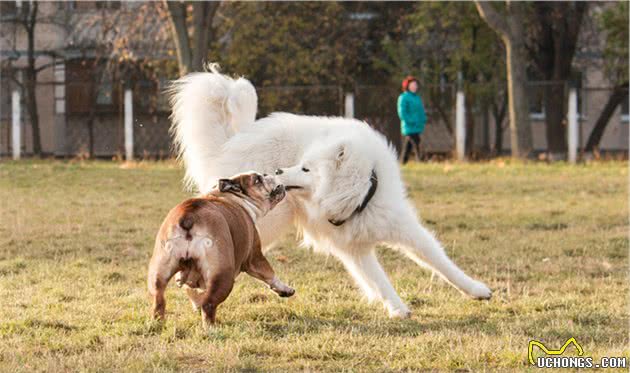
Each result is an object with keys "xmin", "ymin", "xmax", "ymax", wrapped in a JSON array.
[{"xmin": 169, "ymin": 66, "xmax": 492, "ymax": 318}]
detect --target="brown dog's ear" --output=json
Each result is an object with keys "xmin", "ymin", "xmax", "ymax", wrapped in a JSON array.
[{"xmin": 219, "ymin": 178, "xmax": 242, "ymax": 193}]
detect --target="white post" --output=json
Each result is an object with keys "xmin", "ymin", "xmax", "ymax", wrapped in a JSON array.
[
  {"xmin": 567, "ymin": 87, "xmax": 578, "ymax": 163},
  {"xmin": 124, "ymin": 88, "xmax": 133, "ymax": 161},
  {"xmin": 344, "ymin": 93, "xmax": 354, "ymax": 119},
  {"xmin": 455, "ymin": 89, "xmax": 466, "ymax": 161},
  {"xmin": 12, "ymin": 90, "xmax": 21, "ymax": 160}
]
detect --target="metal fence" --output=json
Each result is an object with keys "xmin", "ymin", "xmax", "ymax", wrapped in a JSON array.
[
  {"xmin": 355, "ymin": 83, "xmax": 456, "ymax": 154},
  {"xmin": 1, "ymin": 77, "xmax": 627, "ymax": 159}
]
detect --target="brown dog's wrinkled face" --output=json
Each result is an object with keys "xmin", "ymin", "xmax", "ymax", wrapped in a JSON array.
[{"xmin": 217, "ymin": 172, "xmax": 286, "ymax": 214}]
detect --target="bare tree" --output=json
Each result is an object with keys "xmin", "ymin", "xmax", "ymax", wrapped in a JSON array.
[
  {"xmin": 3, "ymin": 2, "xmax": 44, "ymax": 156},
  {"xmin": 475, "ymin": 1, "xmax": 533, "ymax": 158},
  {"xmin": 585, "ymin": 2, "xmax": 629, "ymax": 153},
  {"xmin": 164, "ymin": 1, "xmax": 221, "ymax": 76},
  {"xmin": 87, "ymin": 1, "xmax": 221, "ymax": 77},
  {"xmin": 585, "ymin": 83, "xmax": 629, "ymax": 152}
]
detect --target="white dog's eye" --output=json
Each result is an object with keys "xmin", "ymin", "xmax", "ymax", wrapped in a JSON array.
[{"xmin": 302, "ymin": 167, "xmax": 310, "ymax": 173}]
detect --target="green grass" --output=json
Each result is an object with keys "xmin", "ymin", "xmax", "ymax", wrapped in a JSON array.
[{"xmin": 0, "ymin": 159, "xmax": 627, "ymax": 372}]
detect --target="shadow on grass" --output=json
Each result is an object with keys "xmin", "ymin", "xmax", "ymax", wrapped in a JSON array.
[{"xmin": 216, "ymin": 313, "xmax": 501, "ymax": 339}]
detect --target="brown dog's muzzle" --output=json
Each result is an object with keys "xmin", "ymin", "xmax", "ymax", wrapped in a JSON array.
[{"xmin": 270, "ymin": 184, "xmax": 286, "ymax": 205}]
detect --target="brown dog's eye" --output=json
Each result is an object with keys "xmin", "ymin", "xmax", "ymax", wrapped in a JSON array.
[
  {"xmin": 302, "ymin": 167, "xmax": 310, "ymax": 173},
  {"xmin": 255, "ymin": 175, "xmax": 262, "ymax": 184}
]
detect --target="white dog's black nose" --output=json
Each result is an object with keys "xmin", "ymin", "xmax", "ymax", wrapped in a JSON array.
[{"xmin": 275, "ymin": 169, "xmax": 283, "ymax": 175}]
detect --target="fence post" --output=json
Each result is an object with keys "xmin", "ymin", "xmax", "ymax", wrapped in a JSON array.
[
  {"xmin": 567, "ymin": 87, "xmax": 578, "ymax": 163},
  {"xmin": 455, "ymin": 89, "xmax": 466, "ymax": 161},
  {"xmin": 12, "ymin": 89, "xmax": 21, "ymax": 160},
  {"xmin": 344, "ymin": 93, "xmax": 354, "ymax": 119},
  {"xmin": 124, "ymin": 88, "xmax": 133, "ymax": 161}
]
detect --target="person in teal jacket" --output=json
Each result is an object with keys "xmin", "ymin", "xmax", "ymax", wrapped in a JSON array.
[{"xmin": 397, "ymin": 76, "xmax": 427, "ymax": 164}]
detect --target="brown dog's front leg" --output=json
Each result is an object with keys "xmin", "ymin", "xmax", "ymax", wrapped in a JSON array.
[{"xmin": 246, "ymin": 250, "xmax": 295, "ymax": 298}]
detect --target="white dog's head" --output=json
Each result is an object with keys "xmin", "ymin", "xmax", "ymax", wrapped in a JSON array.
[{"xmin": 274, "ymin": 139, "xmax": 375, "ymax": 223}]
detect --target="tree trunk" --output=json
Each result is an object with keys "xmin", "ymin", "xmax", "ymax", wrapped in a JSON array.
[
  {"xmin": 504, "ymin": 32, "xmax": 533, "ymax": 157},
  {"xmin": 585, "ymin": 83, "xmax": 629, "ymax": 152},
  {"xmin": 25, "ymin": 3, "xmax": 42, "ymax": 157},
  {"xmin": 165, "ymin": 1, "xmax": 192, "ymax": 76},
  {"xmin": 475, "ymin": 1, "xmax": 532, "ymax": 158},
  {"xmin": 530, "ymin": 2, "xmax": 587, "ymax": 157},
  {"xmin": 482, "ymin": 102, "xmax": 490, "ymax": 154},
  {"xmin": 24, "ymin": 70, "xmax": 41, "ymax": 156},
  {"xmin": 492, "ymin": 91, "xmax": 507, "ymax": 155},
  {"xmin": 465, "ymin": 93, "xmax": 476, "ymax": 155},
  {"xmin": 87, "ymin": 81, "xmax": 97, "ymax": 158},
  {"xmin": 191, "ymin": 2, "xmax": 219, "ymax": 72},
  {"xmin": 165, "ymin": 1, "xmax": 220, "ymax": 76},
  {"xmin": 544, "ymin": 82, "xmax": 568, "ymax": 157},
  {"xmin": 493, "ymin": 113, "xmax": 504, "ymax": 155}
]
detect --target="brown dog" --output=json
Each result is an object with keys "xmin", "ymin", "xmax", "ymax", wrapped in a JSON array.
[{"xmin": 147, "ymin": 172, "xmax": 294, "ymax": 326}]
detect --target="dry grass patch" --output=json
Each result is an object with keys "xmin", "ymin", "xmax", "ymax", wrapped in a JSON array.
[{"xmin": 0, "ymin": 160, "xmax": 627, "ymax": 371}]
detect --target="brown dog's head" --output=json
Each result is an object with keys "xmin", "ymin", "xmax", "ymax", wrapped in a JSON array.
[{"xmin": 217, "ymin": 172, "xmax": 286, "ymax": 216}]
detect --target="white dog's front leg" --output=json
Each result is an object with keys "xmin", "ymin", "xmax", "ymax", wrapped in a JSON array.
[
  {"xmin": 389, "ymin": 210, "xmax": 492, "ymax": 300},
  {"xmin": 335, "ymin": 250, "xmax": 411, "ymax": 319}
]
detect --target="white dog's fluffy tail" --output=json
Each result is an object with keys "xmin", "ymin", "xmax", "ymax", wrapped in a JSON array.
[{"xmin": 168, "ymin": 64, "xmax": 258, "ymax": 191}]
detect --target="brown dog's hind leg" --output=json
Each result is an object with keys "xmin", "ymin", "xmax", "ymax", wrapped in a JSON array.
[
  {"xmin": 147, "ymin": 249, "xmax": 180, "ymax": 320},
  {"xmin": 246, "ymin": 249, "xmax": 295, "ymax": 298},
  {"xmin": 193, "ymin": 271, "xmax": 234, "ymax": 327}
]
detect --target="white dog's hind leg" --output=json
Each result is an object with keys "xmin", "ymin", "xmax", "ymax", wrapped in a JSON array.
[
  {"xmin": 335, "ymin": 250, "xmax": 411, "ymax": 318},
  {"xmin": 389, "ymin": 211, "xmax": 492, "ymax": 300}
]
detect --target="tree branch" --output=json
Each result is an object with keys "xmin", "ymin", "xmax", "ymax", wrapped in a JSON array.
[
  {"xmin": 34, "ymin": 60, "xmax": 63, "ymax": 74},
  {"xmin": 474, "ymin": 1, "xmax": 509, "ymax": 37}
]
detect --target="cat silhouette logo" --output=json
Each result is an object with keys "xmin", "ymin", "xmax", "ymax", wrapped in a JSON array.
[{"xmin": 528, "ymin": 337, "xmax": 584, "ymax": 365}]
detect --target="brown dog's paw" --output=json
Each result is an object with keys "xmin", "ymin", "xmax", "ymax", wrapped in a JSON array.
[
  {"xmin": 269, "ymin": 277, "xmax": 295, "ymax": 298},
  {"xmin": 277, "ymin": 287, "xmax": 295, "ymax": 298}
]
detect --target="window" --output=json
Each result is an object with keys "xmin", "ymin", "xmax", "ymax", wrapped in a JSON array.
[
  {"xmin": 66, "ymin": 59, "xmax": 118, "ymax": 114},
  {"xmin": 0, "ymin": 2, "xmax": 17, "ymax": 19},
  {"xmin": 96, "ymin": 75, "xmax": 113, "ymax": 106}
]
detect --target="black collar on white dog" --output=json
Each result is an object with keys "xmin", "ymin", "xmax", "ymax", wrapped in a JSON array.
[{"xmin": 328, "ymin": 169, "xmax": 378, "ymax": 227}]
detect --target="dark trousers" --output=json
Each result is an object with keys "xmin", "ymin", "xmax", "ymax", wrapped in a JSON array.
[{"xmin": 400, "ymin": 133, "xmax": 421, "ymax": 164}]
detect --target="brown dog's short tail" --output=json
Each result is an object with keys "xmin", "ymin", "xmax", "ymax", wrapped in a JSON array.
[{"xmin": 179, "ymin": 213, "xmax": 195, "ymax": 240}]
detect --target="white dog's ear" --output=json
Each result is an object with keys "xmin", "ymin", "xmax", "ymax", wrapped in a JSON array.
[{"xmin": 335, "ymin": 144, "xmax": 347, "ymax": 168}]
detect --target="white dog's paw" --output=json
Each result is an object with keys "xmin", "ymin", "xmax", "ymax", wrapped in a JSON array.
[
  {"xmin": 468, "ymin": 280, "xmax": 492, "ymax": 300},
  {"xmin": 387, "ymin": 305, "xmax": 412, "ymax": 319}
]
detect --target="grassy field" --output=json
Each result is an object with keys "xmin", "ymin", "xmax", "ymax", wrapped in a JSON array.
[{"xmin": 0, "ymin": 159, "xmax": 627, "ymax": 372}]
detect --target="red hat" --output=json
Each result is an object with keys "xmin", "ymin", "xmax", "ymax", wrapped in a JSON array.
[{"xmin": 402, "ymin": 76, "xmax": 418, "ymax": 91}]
